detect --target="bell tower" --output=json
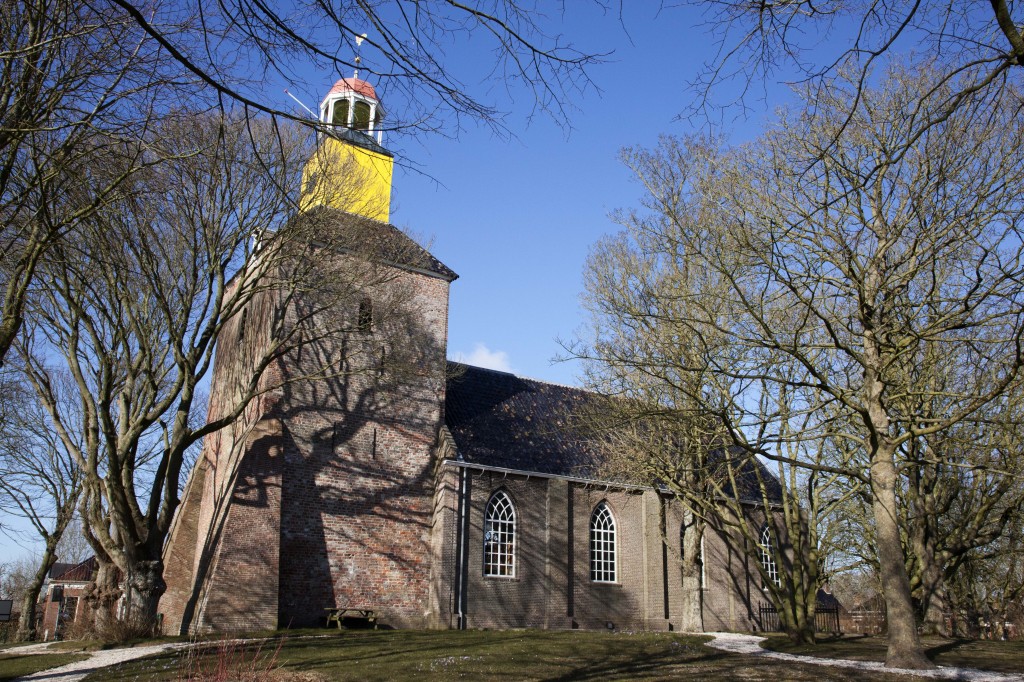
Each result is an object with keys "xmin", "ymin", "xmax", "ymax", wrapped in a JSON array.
[{"xmin": 300, "ymin": 76, "xmax": 394, "ymax": 222}]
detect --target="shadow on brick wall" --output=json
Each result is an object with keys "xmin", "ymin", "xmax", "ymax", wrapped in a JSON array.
[{"xmin": 171, "ymin": 270, "xmax": 449, "ymax": 633}]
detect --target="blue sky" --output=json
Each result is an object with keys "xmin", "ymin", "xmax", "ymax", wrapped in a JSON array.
[{"xmin": 288, "ymin": 3, "xmax": 793, "ymax": 387}]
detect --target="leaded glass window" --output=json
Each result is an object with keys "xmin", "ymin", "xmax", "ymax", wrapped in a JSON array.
[
  {"xmin": 484, "ymin": 491, "xmax": 516, "ymax": 577},
  {"xmin": 590, "ymin": 502, "xmax": 617, "ymax": 582}
]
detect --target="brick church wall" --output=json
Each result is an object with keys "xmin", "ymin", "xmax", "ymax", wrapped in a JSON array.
[
  {"xmin": 570, "ymin": 487, "xmax": 652, "ymax": 631},
  {"xmin": 432, "ymin": 463, "xmax": 767, "ymax": 634},
  {"xmin": 662, "ymin": 501, "xmax": 761, "ymax": 632},
  {"xmin": 159, "ymin": 460, "xmax": 206, "ymax": 632},
  {"xmin": 273, "ymin": 267, "xmax": 449, "ymax": 629},
  {"xmin": 458, "ymin": 472, "xmax": 569, "ymax": 629},
  {"xmin": 161, "ymin": 284, "xmax": 285, "ymax": 635},
  {"xmin": 427, "ymin": 460, "xmax": 459, "ymax": 628},
  {"xmin": 701, "ymin": 516, "xmax": 761, "ymax": 632},
  {"xmin": 159, "ymin": 225, "xmax": 773, "ymax": 636},
  {"xmin": 194, "ymin": 420, "xmax": 284, "ymax": 632},
  {"xmin": 161, "ymin": 248, "xmax": 451, "ymax": 633}
]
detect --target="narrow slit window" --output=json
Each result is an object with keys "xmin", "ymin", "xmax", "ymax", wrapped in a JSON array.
[
  {"xmin": 357, "ymin": 298, "xmax": 373, "ymax": 332},
  {"xmin": 236, "ymin": 308, "xmax": 247, "ymax": 345},
  {"xmin": 484, "ymin": 491, "xmax": 516, "ymax": 577}
]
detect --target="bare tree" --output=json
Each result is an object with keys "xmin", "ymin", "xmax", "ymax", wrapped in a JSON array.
[
  {"xmin": 19, "ymin": 109, "xmax": 442, "ymax": 628},
  {"xmin": 103, "ymin": 0, "xmax": 604, "ymax": 133},
  {"xmin": 572, "ymin": 67, "xmax": 1024, "ymax": 668},
  {"xmin": 690, "ymin": 1, "xmax": 1024, "ymax": 125},
  {"xmin": 946, "ymin": 511, "xmax": 1024, "ymax": 639},
  {"xmin": 0, "ymin": 555, "xmax": 38, "ymax": 603},
  {"xmin": 0, "ymin": 0, "xmax": 174, "ymax": 367},
  {"xmin": 577, "ymin": 353, "xmax": 857, "ymax": 643},
  {"xmin": 0, "ymin": 369, "xmax": 83, "ymax": 640},
  {"xmin": 55, "ymin": 517, "xmax": 94, "ymax": 566},
  {"xmin": 902, "ymin": 401, "xmax": 1024, "ymax": 636}
]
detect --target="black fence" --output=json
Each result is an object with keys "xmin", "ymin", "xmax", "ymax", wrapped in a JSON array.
[{"xmin": 758, "ymin": 603, "xmax": 841, "ymax": 634}]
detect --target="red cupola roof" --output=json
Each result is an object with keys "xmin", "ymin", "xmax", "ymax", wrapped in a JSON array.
[{"xmin": 325, "ymin": 77, "xmax": 377, "ymax": 101}]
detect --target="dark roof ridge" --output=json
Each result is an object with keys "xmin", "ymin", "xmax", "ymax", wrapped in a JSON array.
[
  {"xmin": 51, "ymin": 556, "xmax": 97, "ymax": 583},
  {"xmin": 448, "ymin": 360, "xmax": 587, "ymax": 393},
  {"xmin": 289, "ymin": 206, "xmax": 458, "ymax": 282}
]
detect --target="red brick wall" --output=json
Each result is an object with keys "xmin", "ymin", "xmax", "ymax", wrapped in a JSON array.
[
  {"xmin": 40, "ymin": 582, "xmax": 88, "ymax": 640},
  {"xmin": 159, "ymin": 460, "xmax": 206, "ymax": 633},
  {"xmin": 193, "ymin": 420, "xmax": 284, "ymax": 632},
  {"xmin": 161, "ymin": 252, "xmax": 451, "ymax": 633},
  {"xmin": 161, "ymin": 284, "xmax": 284, "ymax": 635},
  {"xmin": 273, "ymin": 268, "xmax": 449, "ymax": 628}
]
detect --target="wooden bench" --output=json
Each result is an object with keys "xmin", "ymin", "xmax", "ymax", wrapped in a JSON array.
[{"xmin": 325, "ymin": 607, "xmax": 377, "ymax": 630}]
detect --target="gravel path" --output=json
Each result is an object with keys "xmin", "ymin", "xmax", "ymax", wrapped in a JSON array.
[
  {"xmin": 6, "ymin": 632, "xmax": 1023, "ymax": 681},
  {"xmin": 10, "ymin": 641, "xmax": 193, "ymax": 682},
  {"xmin": 706, "ymin": 632, "xmax": 1024, "ymax": 681}
]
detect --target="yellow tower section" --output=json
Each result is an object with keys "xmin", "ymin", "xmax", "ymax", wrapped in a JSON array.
[{"xmin": 300, "ymin": 78, "xmax": 393, "ymax": 223}]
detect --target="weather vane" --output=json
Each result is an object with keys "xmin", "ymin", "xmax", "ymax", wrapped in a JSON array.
[{"xmin": 353, "ymin": 33, "xmax": 367, "ymax": 79}]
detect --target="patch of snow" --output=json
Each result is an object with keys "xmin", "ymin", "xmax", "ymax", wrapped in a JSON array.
[{"xmin": 706, "ymin": 632, "xmax": 1023, "ymax": 681}]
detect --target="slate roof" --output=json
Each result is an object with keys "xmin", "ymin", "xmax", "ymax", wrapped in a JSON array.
[
  {"xmin": 444, "ymin": 363, "xmax": 604, "ymax": 479},
  {"xmin": 715, "ymin": 446, "xmax": 785, "ymax": 505},
  {"xmin": 293, "ymin": 207, "xmax": 458, "ymax": 282},
  {"xmin": 443, "ymin": 362, "xmax": 783, "ymax": 504},
  {"xmin": 47, "ymin": 563, "xmax": 76, "ymax": 580}
]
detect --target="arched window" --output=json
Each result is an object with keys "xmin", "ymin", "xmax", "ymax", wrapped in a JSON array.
[
  {"xmin": 332, "ymin": 99, "xmax": 350, "ymax": 127},
  {"xmin": 484, "ymin": 490, "xmax": 516, "ymax": 577},
  {"xmin": 759, "ymin": 525, "xmax": 780, "ymax": 588},
  {"xmin": 353, "ymin": 100, "xmax": 372, "ymax": 131},
  {"xmin": 357, "ymin": 298, "xmax": 373, "ymax": 332},
  {"xmin": 590, "ymin": 502, "xmax": 617, "ymax": 582}
]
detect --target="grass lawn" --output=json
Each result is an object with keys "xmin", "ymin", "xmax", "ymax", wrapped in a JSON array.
[
  {"xmin": 0, "ymin": 652, "xmax": 90, "ymax": 681},
  {"xmin": 85, "ymin": 629, "xmax": 929, "ymax": 681},
  {"xmin": 764, "ymin": 634, "xmax": 1024, "ymax": 674}
]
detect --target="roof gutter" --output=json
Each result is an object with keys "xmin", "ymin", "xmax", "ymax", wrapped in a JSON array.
[{"xmin": 439, "ymin": 458, "xmax": 780, "ymax": 509}]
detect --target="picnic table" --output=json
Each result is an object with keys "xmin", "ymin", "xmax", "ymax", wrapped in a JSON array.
[{"xmin": 325, "ymin": 607, "xmax": 377, "ymax": 629}]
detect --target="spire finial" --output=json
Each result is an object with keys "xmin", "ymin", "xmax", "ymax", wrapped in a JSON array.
[{"xmin": 353, "ymin": 33, "xmax": 367, "ymax": 79}]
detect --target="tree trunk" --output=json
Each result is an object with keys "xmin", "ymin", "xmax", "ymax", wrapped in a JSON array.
[
  {"xmin": 920, "ymin": 575, "xmax": 949, "ymax": 637},
  {"xmin": 872, "ymin": 452, "xmax": 933, "ymax": 669},
  {"xmin": 16, "ymin": 542, "xmax": 59, "ymax": 641},
  {"xmin": 787, "ymin": 621, "xmax": 816, "ymax": 645},
  {"xmin": 123, "ymin": 558, "xmax": 165, "ymax": 632},
  {"xmin": 780, "ymin": 581, "xmax": 817, "ymax": 645},
  {"xmin": 679, "ymin": 512, "xmax": 704, "ymax": 633},
  {"xmin": 84, "ymin": 559, "xmax": 121, "ymax": 635}
]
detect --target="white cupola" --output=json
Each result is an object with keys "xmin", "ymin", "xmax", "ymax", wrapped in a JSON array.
[{"xmin": 319, "ymin": 77, "xmax": 385, "ymax": 145}]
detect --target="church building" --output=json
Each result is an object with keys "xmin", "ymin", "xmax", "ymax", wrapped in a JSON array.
[{"xmin": 159, "ymin": 77, "xmax": 776, "ymax": 635}]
